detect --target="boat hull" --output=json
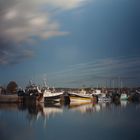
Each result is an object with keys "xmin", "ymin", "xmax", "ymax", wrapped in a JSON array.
[
  {"xmin": 44, "ymin": 94, "xmax": 63, "ymax": 104},
  {"xmin": 120, "ymin": 94, "xmax": 128, "ymax": 100},
  {"xmin": 69, "ymin": 93, "xmax": 93, "ymax": 103}
]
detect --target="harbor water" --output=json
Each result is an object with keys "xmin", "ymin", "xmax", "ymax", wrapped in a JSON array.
[{"xmin": 0, "ymin": 102, "xmax": 140, "ymax": 140}]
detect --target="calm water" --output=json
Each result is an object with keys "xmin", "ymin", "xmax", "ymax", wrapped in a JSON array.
[{"xmin": 0, "ymin": 101, "xmax": 140, "ymax": 140}]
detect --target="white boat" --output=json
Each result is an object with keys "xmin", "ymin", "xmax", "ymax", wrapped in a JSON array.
[
  {"xmin": 92, "ymin": 89, "xmax": 102, "ymax": 95},
  {"xmin": 92, "ymin": 89, "xmax": 111, "ymax": 102},
  {"xmin": 98, "ymin": 94, "xmax": 111, "ymax": 102},
  {"xmin": 120, "ymin": 93, "xmax": 128, "ymax": 100},
  {"xmin": 41, "ymin": 80, "xmax": 64, "ymax": 103},
  {"xmin": 43, "ymin": 89, "xmax": 63, "ymax": 103},
  {"xmin": 99, "ymin": 94, "xmax": 111, "ymax": 102}
]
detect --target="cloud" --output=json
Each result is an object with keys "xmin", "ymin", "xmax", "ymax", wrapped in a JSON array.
[
  {"xmin": 0, "ymin": 0, "xmax": 87, "ymax": 42},
  {"xmin": 0, "ymin": 41, "xmax": 34, "ymax": 65},
  {"xmin": 0, "ymin": 0, "xmax": 87, "ymax": 65},
  {"xmin": 41, "ymin": 0, "xmax": 87, "ymax": 10}
]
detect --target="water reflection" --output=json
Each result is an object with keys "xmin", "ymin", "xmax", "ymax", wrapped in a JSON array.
[
  {"xmin": 0, "ymin": 101, "xmax": 140, "ymax": 140},
  {"xmin": 0, "ymin": 100, "xmax": 135, "ymax": 121},
  {"xmin": 43, "ymin": 104, "xmax": 63, "ymax": 118},
  {"xmin": 0, "ymin": 103, "xmax": 19, "ymax": 111},
  {"xmin": 20, "ymin": 102, "xmax": 112, "ymax": 120},
  {"xmin": 120, "ymin": 100, "xmax": 128, "ymax": 108}
]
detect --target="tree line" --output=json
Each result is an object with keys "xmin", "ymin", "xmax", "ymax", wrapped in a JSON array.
[{"xmin": 0, "ymin": 81, "xmax": 18, "ymax": 94}]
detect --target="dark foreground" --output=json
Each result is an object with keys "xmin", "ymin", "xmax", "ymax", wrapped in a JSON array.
[{"xmin": 0, "ymin": 101, "xmax": 140, "ymax": 140}]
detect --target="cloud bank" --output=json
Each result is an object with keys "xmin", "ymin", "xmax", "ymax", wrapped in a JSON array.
[{"xmin": 0, "ymin": 0, "xmax": 87, "ymax": 64}]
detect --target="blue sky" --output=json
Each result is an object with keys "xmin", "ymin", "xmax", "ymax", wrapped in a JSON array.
[{"xmin": 0, "ymin": 0, "xmax": 139, "ymax": 88}]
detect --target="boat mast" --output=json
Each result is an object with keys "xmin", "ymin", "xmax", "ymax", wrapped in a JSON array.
[
  {"xmin": 43, "ymin": 79, "xmax": 49, "ymax": 89},
  {"xmin": 29, "ymin": 80, "xmax": 33, "ymax": 86}
]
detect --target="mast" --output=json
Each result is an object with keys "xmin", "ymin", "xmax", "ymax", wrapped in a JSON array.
[
  {"xmin": 29, "ymin": 80, "xmax": 33, "ymax": 86},
  {"xmin": 43, "ymin": 79, "xmax": 49, "ymax": 89}
]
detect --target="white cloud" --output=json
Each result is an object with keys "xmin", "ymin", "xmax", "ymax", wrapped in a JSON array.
[
  {"xmin": 0, "ymin": 0, "xmax": 88, "ymax": 64},
  {"xmin": 43, "ymin": 0, "xmax": 86, "ymax": 10},
  {"xmin": 0, "ymin": 0, "xmax": 87, "ymax": 43},
  {"xmin": 4, "ymin": 9, "xmax": 18, "ymax": 20},
  {"xmin": 28, "ymin": 0, "xmax": 86, "ymax": 9},
  {"xmin": 29, "ymin": 16, "xmax": 47, "ymax": 27}
]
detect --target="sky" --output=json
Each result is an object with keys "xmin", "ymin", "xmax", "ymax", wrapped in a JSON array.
[{"xmin": 0, "ymin": 0, "xmax": 140, "ymax": 88}]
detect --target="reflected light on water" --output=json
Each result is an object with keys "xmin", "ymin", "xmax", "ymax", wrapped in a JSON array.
[{"xmin": 0, "ymin": 100, "xmax": 131, "ymax": 121}]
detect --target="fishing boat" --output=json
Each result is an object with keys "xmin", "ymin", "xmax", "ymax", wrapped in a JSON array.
[
  {"xmin": 17, "ymin": 88, "xmax": 25, "ymax": 96},
  {"xmin": 98, "ymin": 93, "xmax": 111, "ymax": 102},
  {"xmin": 69, "ymin": 89, "xmax": 93, "ymax": 103},
  {"xmin": 40, "ymin": 79, "xmax": 64, "ymax": 104},
  {"xmin": 128, "ymin": 90, "xmax": 140, "ymax": 102},
  {"xmin": 25, "ymin": 84, "xmax": 42, "ymax": 96},
  {"xmin": 120, "ymin": 93, "xmax": 128, "ymax": 100},
  {"xmin": 92, "ymin": 90, "xmax": 111, "ymax": 102},
  {"xmin": 43, "ymin": 89, "xmax": 63, "ymax": 104},
  {"xmin": 24, "ymin": 82, "xmax": 43, "ymax": 102}
]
